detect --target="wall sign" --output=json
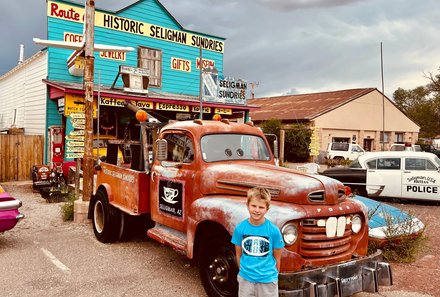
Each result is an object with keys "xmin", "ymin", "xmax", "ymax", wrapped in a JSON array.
[
  {"xmin": 48, "ymin": 1, "xmax": 224, "ymax": 53},
  {"xmin": 218, "ymin": 77, "xmax": 247, "ymax": 105},
  {"xmin": 171, "ymin": 57, "xmax": 191, "ymax": 72},
  {"xmin": 156, "ymin": 103, "xmax": 189, "ymax": 112},
  {"xmin": 64, "ymin": 94, "xmax": 97, "ymax": 117}
]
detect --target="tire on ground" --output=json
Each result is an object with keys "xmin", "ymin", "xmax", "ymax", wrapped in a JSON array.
[
  {"xmin": 92, "ymin": 190, "xmax": 121, "ymax": 243},
  {"xmin": 198, "ymin": 233, "xmax": 238, "ymax": 297}
]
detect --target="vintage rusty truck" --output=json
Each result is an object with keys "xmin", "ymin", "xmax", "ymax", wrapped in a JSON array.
[{"xmin": 89, "ymin": 118, "xmax": 392, "ymax": 297}]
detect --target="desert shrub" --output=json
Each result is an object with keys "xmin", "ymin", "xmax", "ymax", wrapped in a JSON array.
[
  {"xmin": 61, "ymin": 191, "xmax": 76, "ymax": 221},
  {"xmin": 367, "ymin": 204, "xmax": 427, "ymax": 263}
]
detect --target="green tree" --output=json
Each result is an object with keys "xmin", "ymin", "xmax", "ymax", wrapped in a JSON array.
[
  {"xmin": 393, "ymin": 76, "xmax": 440, "ymax": 138},
  {"xmin": 284, "ymin": 124, "xmax": 311, "ymax": 162},
  {"xmin": 260, "ymin": 120, "xmax": 311, "ymax": 162}
]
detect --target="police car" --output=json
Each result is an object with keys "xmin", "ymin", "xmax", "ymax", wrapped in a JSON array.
[{"xmin": 322, "ymin": 151, "xmax": 440, "ymax": 201}]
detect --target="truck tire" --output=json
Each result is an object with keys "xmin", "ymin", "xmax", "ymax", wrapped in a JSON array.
[
  {"xmin": 199, "ymin": 235, "xmax": 238, "ymax": 297},
  {"xmin": 92, "ymin": 190, "xmax": 120, "ymax": 243}
]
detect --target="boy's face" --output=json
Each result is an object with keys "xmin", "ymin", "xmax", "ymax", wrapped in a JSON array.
[{"xmin": 247, "ymin": 197, "xmax": 268, "ymax": 225}]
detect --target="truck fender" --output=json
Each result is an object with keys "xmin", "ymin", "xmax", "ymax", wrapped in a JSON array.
[
  {"xmin": 187, "ymin": 197, "xmax": 307, "ymax": 258},
  {"xmin": 87, "ymin": 183, "xmax": 113, "ymax": 219}
]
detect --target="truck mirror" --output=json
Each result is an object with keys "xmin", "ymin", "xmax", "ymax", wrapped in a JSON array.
[
  {"xmin": 273, "ymin": 139, "xmax": 279, "ymax": 158},
  {"xmin": 156, "ymin": 139, "xmax": 168, "ymax": 161}
]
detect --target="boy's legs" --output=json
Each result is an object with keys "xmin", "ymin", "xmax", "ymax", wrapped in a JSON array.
[
  {"xmin": 256, "ymin": 281, "xmax": 278, "ymax": 296},
  {"xmin": 237, "ymin": 275, "xmax": 278, "ymax": 297}
]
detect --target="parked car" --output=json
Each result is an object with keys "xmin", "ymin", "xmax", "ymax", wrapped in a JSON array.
[
  {"xmin": 321, "ymin": 151, "xmax": 440, "ymax": 201},
  {"xmin": 420, "ymin": 143, "xmax": 440, "ymax": 157},
  {"xmin": 354, "ymin": 195, "xmax": 424, "ymax": 245},
  {"xmin": 389, "ymin": 143, "xmax": 422, "ymax": 152},
  {"xmin": 353, "ymin": 195, "xmax": 425, "ymax": 246},
  {"xmin": 326, "ymin": 142, "xmax": 365, "ymax": 161},
  {"xmin": 0, "ymin": 185, "xmax": 24, "ymax": 233}
]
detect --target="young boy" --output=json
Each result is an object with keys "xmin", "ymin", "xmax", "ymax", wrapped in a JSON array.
[{"xmin": 231, "ymin": 187, "xmax": 284, "ymax": 296}]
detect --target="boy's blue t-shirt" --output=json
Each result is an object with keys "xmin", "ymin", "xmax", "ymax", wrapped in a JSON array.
[{"xmin": 231, "ymin": 218, "xmax": 284, "ymax": 283}]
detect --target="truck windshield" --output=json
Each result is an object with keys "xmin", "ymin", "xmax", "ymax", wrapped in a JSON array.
[{"xmin": 200, "ymin": 134, "xmax": 271, "ymax": 162}]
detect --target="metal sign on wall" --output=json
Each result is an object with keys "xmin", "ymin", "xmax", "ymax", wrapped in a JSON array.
[{"xmin": 203, "ymin": 75, "xmax": 247, "ymax": 106}]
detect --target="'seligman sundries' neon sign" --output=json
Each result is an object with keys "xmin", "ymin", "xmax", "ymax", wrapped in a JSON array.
[{"xmin": 48, "ymin": 1, "xmax": 224, "ymax": 53}]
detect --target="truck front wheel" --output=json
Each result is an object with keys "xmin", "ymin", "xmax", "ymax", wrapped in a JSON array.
[
  {"xmin": 199, "ymin": 236, "xmax": 238, "ymax": 297},
  {"xmin": 92, "ymin": 190, "xmax": 120, "ymax": 243}
]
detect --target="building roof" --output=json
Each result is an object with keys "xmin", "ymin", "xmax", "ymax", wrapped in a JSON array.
[{"xmin": 248, "ymin": 88, "xmax": 377, "ymax": 122}]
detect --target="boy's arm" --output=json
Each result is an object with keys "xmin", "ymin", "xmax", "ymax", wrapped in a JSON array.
[
  {"xmin": 273, "ymin": 248, "xmax": 282, "ymax": 272},
  {"xmin": 235, "ymin": 245, "xmax": 242, "ymax": 268}
]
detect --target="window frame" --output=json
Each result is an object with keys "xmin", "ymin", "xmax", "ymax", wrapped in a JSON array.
[{"xmin": 138, "ymin": 46, "xmax": 162, "ymax": 88}]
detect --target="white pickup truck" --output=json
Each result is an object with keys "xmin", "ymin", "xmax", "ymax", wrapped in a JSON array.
[{"xmin": 326, "ymin": 142, "xmax": 365, "ymax": 161}]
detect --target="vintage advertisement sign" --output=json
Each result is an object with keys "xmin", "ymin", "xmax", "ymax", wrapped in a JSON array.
[
  {"xmin": 156, "ymin": 102, "xmax": 190, "ymax": 112},
  {"xmin": 218, "ymin": 77, "xmax": 247, "ymax": 106},
  {"xmin": 171, "ymin": 57, "xmax": 191, "ymax": 72},
  {"xmin": 64, "ymin": 94, "xmax": 97, "ymax": 117},
  {"xmin": 214, "ymin": 108, "xmax": 232, "ymax": 115},
  {"xmin": 158, "ymin": 179, "xmax": 183, "ymax": 218},
  {"xmin": 48, "ymin": 1, "xmax": 224, "ymax": 53}
]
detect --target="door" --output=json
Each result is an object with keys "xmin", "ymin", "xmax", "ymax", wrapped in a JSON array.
[
  {"xmin": 363, "ymin": 139, "xmax": 373, "ymax": 152},
  {"xmin": 150, "ymin": 132, "xmax": 195, "ymax": 232},
  {"xmin": 366, "ymin": 157, "xmax": 402, "ymax": 198},
  {"xmin": 401, "ymin": 157, "xmax": 440, "ymax": 200}
]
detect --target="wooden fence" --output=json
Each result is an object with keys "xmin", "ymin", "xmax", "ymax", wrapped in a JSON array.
[{"xmin": 0, "ymin": 134, "xmax": 44, "ymax": 182}]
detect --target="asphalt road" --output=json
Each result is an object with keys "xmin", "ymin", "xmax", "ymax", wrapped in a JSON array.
[{"xmin": 0, "ymin": 182, "xmax": 433, "ymax": 297}]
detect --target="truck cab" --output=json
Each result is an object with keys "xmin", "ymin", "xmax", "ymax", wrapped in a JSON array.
[{"xmin": 90, "ymin": 119, "xmax": 392, "ymax": 297}]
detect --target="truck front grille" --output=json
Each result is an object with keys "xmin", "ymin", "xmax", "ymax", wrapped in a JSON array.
[{"xmin": 299, "ymin": 216, "xmax": 353, "ymax": 260}]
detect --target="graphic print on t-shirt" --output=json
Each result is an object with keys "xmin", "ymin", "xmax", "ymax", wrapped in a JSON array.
[{"xmin": 242, "ymin": 235, "xmax": 270, "ymax": 257}]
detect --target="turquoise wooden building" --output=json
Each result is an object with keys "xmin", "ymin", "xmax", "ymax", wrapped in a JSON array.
[{"xmin": 42, "ymin": 0, "xmax": 252, "ymax": 162}]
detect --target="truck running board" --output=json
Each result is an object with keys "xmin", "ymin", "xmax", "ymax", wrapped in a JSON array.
[{"xmin": 147, "ymin": 223, "xmax": 188, "ymax": 254}]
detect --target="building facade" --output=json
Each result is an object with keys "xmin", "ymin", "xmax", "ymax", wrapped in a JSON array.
[
  {"xmin": 248, "ymin": 88, "xmax": 420, "ymax": 159},
  {"xmin": 1, "ymin": 0, "xmax": 251, "ymax": 165}
]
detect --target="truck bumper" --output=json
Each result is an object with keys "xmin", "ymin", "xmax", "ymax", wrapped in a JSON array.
[{"xmin": 279, "ymin": 250, "xmax": 392, "ymax": 297}]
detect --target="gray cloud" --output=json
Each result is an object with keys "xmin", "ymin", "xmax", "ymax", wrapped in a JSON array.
[
  {"xmin": 255, "ymin": 0, "xmax": 366, "ymax": 11},
  {"xmin": 1, "ymin": 0, "xmax": 440, "ymax": 99}
]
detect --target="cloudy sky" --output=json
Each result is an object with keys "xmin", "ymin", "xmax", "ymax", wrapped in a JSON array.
[{"xmin": 1, "ymin": 0, "xmax": 439, "ymax": 98}]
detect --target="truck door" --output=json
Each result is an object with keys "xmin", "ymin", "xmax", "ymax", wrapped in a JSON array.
[
  {"xmin": 150, "ymin": 132, "xmax": 195, "ymax": 232},
  {"xmin": 401, "ymin": 157, "xmax": 440, "ymax": 200},
  {"xmin": 366, "ymin": 157, "xmax": 402, "ymax": 198}
]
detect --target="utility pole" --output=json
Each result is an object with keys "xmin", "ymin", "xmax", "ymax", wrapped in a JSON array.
[
  {"xmin": 199, "ymin": 44, "xmax": 203, "ymax": 120},
  {"xmin": 249, "ymin": 82, "xmax": 259, "ymax": 99},
  {"xmin": 82, "ymin": 0, "xmax": 95, "ymax": 202}
]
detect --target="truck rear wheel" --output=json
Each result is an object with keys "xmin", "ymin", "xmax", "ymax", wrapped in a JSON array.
[
  {"xmin": 92, "ymin": 190, "xmax": 120, "ymax": 243},
  {"xmin": 199, "ymin": 236, "xmax": 238, "ymax": 297}
]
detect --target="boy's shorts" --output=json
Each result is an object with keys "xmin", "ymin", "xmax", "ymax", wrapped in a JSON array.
[{"xmin": 237, "ymin": 275, "xmax": 278, "ymax": 297}]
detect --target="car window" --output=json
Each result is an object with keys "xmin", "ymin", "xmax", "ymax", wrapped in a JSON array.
[
  {"xmin": 351, "ymin": 145, "xmax": 363, "ymax": 152},
  {"xmin": 366, "ymin": 159, "xmax": 377, "ymax": 169},
  {"xmin": 405, "ymin": 158, "xmax": 426, "ymax": 170},
  {"xmin": 331, "ymin": 143, "xmax": 349, "ymax": 151},
  {"xmin": 427, "ymin": 160, "xmax": 437, "ymax": 170},
  {"xmin": 390, "ymin": 145, "xmax": 404, "ymax": 151},
  {"xmin": 377, "ymin": 158, "xmax": 401, "ymax": 170},
  {"xmin": 164, "ymin": 133, "xmax": 194, "ymax": 163}
]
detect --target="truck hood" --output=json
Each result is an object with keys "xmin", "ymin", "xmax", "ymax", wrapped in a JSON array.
[{"xmin": 199, "ymin": 163, "xmax": 346, "ymax": 205}]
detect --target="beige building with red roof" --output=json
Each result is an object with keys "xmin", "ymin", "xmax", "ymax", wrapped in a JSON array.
[{"xmin": 248, "ymin": 88, "xmax": 420, "ymax": 155}]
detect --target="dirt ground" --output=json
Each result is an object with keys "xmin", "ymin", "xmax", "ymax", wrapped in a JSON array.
[
  {"xmin": 376, "ymin": 198, "xmax": 440, "ymax": 297},
  {"xmin": 2, "ymin": 182, "xmax": 440, "ymax": 296}
]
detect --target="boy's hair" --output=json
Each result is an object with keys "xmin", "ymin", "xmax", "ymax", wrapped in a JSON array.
[{"xmin": 247, "ymin": 187, "xmax": 271, "ymax": 209}]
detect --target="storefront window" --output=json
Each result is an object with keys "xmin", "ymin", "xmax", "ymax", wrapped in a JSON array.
[{"xmin": 138, "ymin": 46, "xmax": 162, "ymax": 88}]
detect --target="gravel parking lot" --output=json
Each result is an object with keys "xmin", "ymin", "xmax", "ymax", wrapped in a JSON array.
[{"xmin": 1, "ymin": 181, "xmax": 439, "ymax": 297}]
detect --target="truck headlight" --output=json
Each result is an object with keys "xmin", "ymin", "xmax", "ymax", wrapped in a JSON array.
[
  {"xmin": 281, "ymin": 223, "xmax": 298, "ymax": 246},
  {"xmin": 351, "ymin": 215, "xmax": 362, "ymax": 234}
]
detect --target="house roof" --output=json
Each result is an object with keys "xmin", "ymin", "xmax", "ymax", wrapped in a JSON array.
[{"xmin": 248, "ymin": 88, "xmax": 377, "ymax": 121}]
